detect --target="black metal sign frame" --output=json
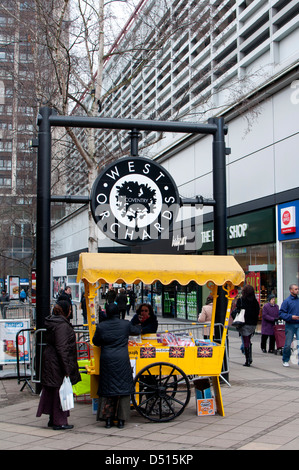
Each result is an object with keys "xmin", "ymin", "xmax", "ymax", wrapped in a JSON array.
[{"xmin": 36, "ymin": 108, "xmax": 229, "ymax": 330}]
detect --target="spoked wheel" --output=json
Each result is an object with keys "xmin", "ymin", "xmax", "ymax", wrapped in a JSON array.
[{"xmin": 132, "ymin": 362, "xmax": 191, "ymax": 422}]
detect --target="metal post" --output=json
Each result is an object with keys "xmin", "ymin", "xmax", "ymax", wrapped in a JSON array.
[
  {"xmin": 210, "ymin": 117, "xmax": 229, "ymax": 381},
  {"xmin": 210, "ymin": 116, "xmax": 227, "ymax": 259},
  {"xmin": 130, "ymin": 128, "xmax": 141, "ymax": 156},
  {"xmin": 35, "ymin": 107, "xmax": 52, "ymax": 392}
]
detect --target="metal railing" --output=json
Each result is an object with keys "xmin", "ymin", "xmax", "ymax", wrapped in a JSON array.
[
  {"xmin": 15, "ymin": 321, "xmax": 230, "ymax": 392},
  {"xmin": 1, "ymin": 302, "xmax": 31, "ymax": 319},
  {"xmin": 17, "ymin": 326, "xmax": 90, "ymax": 391}
]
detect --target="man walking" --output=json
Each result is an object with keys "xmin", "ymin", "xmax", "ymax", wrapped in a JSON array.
[{"xmin": 279, "ymin": 284, "xmax": 299, "ymax": 367}]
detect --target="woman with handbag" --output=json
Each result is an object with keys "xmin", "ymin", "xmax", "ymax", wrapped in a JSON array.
[
  {"xmin": 234, "ymin": 285, "xmax": 260, "ymax": 367},
  {"xmin": 36, "ymin": 300, "xmax": 81, "ymax": 430}
]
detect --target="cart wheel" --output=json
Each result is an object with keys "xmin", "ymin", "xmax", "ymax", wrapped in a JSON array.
[{"xmin": 132, "ymin": 362, "xmax": 191, "ymax": 422}]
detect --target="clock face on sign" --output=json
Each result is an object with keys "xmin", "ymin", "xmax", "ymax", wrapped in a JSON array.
[{"xmin": 91, "ymin": 157, "xmax": 180, "ymax": 246}]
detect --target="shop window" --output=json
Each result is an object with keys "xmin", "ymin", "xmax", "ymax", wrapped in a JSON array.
[
  {"xmin": 282, "ymin": 241, "xmax": 299, "ymax": 300},
  {"xmin": 228, "ymin": 243, "xmax": 277, "ymax": 306}
]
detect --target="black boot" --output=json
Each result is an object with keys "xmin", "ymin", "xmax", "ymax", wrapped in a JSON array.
[
  {"xmin": 243, "ymin": 347, "xmax": 251, "ymax": 367},
  {"xmin": 105, "ymin": 418, "xmax": 114, "ymax": 428},
  {"xmin": 117, "ymin": 419, "xmax": 125, "ymax": 429},
  {"xmin": 249, "ymin": 343, "xmax": 253, "ymax": 364}
]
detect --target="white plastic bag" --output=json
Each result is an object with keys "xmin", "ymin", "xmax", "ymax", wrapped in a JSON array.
[{"xmin": 59, "ymin": 376, "xmax": 74, "ymax": 411}]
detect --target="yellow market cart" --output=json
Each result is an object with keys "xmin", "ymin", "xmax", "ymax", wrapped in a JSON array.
[{"xmin": 76, "ymin": 253, "xmax": 244, "ymax": 421}]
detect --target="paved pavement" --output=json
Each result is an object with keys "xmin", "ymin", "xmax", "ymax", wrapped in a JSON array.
[{"xmin": 1, "ymin": 328, "xmax": 299, "ymax": 452}]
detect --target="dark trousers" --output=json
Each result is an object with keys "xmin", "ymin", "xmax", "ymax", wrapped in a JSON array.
[
  {"xmin": 119, "ymin": 309, "xmax": 126, "ymax": 319},
  {"xmin": 36, "ymin": 386, "xmax": 70, "ymax": 426},
  {"xmin": 261, "ymin": 334, "xmax": 275, "ymax": 351}
]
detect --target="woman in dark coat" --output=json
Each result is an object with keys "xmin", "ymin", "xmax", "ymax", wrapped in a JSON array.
[
  {"xmin": 261, "ymin": 294, "xmax": 279, "ymax": 353},
  {"xmin": 36, "ymin": 300, "xmax": 81, "ymax": 430},
  {"xmin": 92, "ymin": 303, "xmax": 141, "ymax": 429},
  {"xmin": 235, "ymin": 285, "xmax": 260, "ymax": 367},
  {"xmin": 115, "ymin": 288, "xmax": 128, "ymax": 320},
  {"xmin": 131, "ymin": 303, "xmax": 158, "ymax": 334}
]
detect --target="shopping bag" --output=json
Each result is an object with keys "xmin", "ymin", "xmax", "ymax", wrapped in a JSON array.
[
  {"xmin": 59, "ymin": 376, "xmax": 74, "ymax": 411},
  {"xmin": 232, "ymin": 308, "xmax": 245, "ymax": 327}
]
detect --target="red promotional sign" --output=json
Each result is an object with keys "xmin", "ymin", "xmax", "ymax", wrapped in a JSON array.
[{"xmin": 281, "ymin": 206, "xmax": 296, "ymax": 234}]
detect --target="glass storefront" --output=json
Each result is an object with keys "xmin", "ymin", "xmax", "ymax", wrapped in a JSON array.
[
  {"xmin": 145, "ymin": 281, "xmax": 200, "ymax": 320},
  {"xmin": 282, "ymin": 241, "xmax": 299, "ymax": 299},
  {"xmin": 228, "ymin": 242, "xmax": 277, "ymax": 307},
  {"xmin": 136, "ymin": 208, "xmax": 277, "ymax": 321}
]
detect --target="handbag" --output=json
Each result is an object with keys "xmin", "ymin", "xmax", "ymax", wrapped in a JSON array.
[
  {"xmin": 232, "ymin": 299, "xmax": 246, "ymax": 327},
  {"xmin": 59, "ymin": 376, "xmax": 74, "ymax": 411},
  {"xmin": 232, "ymin": 308, "xmax": 245, "ymax": 327}
]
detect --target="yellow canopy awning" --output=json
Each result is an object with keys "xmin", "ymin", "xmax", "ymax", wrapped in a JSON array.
[{"xmin": 76, "ymin": 253, "xmax": 244, "ymax": 287}]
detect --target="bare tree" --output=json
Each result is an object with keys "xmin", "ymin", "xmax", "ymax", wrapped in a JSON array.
[{"xmin": 2, "ymin": 0, "xmax": 262, "ymax": 256}]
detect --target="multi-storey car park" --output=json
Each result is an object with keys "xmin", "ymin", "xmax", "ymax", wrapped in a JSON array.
[{"xmin": 51, "ymin": 0, "xmax": 299, "ymax": 315}]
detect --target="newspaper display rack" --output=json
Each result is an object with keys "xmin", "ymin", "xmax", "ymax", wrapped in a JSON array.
[{"xmin": 76, "ymin": 252, "xmax": 244, "ymax": 422}]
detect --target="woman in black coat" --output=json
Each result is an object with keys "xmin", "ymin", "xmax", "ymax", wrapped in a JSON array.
[
  {"xmin": 235, "ymin": 285, "xmax": 260, "ymax": 367},
  {"xmin": 36, "ymin": 300, "xmax": 81, "ymax": 430},
  {"xmin": 131, "ymin": 303, "xmax": 158, "ymax": 334},
  {"xmin": 115, "ymin": 288, "xmax": 128, "ymax": 320},
  {"xmin": 92, "ymin": 303, "xmax": 141, "ymax": 429}
]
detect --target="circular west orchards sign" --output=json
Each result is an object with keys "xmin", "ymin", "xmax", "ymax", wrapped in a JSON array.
[{"xmin": 91, "ymin": 157, "xmax": 180, "ymax": 245}]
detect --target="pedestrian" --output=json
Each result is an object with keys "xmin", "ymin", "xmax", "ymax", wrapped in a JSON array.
[
  {"xmin": 261, "ymin": 294, "xmax": 279, "ymax": 353},
  {"xmin": 57, "ymin": 286, "xmax": 73, "ymax": 319},
  {"xmin": 127, "ymin": 287, "xmax": 136, "ymax": 313},
  {"xmin": 105, "ymin": 286, "xmax": 116, "ymax": 309},
  {"xmin": 92, "ymin": 303, "xmax": 141, "ymax": 429},
  {"xmin": 233, "ymin": 284, "xmax": 260, "ymax": 367},
  {"xmin": 80, "ymin": 291, "xmax": 87, "ymax": 325},
  {"xmin": 0, "ymin": 289, "xmax": 9, "ymax": 318},
  {"xmin": 36, "ymin": 300, "xmax": 81, "ymax": 430},
  {"xmin": 20, "ymin": 289, "xmax": 27, "ymax": 302},
  {"xmin": 115, "ymin": 288, "xmax": 127, "ymax": 319},
  {"xmin": 131, "ymin": 303, "xmax": 158, "ymax": 334},
  {"xmin": 279, "ymin": 284, "xmax": 299, "ymax": 367},
  {"xmin": 198, "ymin": 295, "xmax": 213, "ymax": 338}
]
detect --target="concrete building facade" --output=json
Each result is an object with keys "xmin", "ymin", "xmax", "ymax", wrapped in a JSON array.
[{"xmin": 51, "ymin": 0, "xmax": 299, "ymax": 312}]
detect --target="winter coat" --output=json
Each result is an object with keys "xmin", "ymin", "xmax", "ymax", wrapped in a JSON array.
[
  {"xmin": 279, "ymin": 294, "xmax": 299, "ymax": 323},
  {"xmin": 92, "ymin": 317, "xmax": 141, "ymax": 397},
  {"xmin": 261, "ymin": 302, "xmax": 279, "ymax": 335},
  {"xmin": 236, "ymin": 296, "xmax": 260, "ymax": 326},
  {"xmin": 41, "ymin": 314, "xmax": 81, "ymax": 388},
  {"xmin": 198, "ymin": 303, "xmax": 212, "ymax": 323},
  {"xmin": 198, "ymin": 303, "xmax": 213, "ymax": 336},
  {"xmin": 115, "ymin": 292, "xmax": 128, "ymax": 311},
  {"xmin": 106, "ymin": 289, "xmax": 117, "ymax": 304},
  {"xmin": 131, "ymin": 313, "xmax": 158, "ymax": 334}
]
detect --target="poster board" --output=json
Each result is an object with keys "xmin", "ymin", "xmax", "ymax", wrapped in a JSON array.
[
  {"xmin": 0, "ymin": 319, "xmax": 30, "ymax": 365},
  {"xmin": 8, "ymin": 275, "xmax": 20, "ymax": 300}
]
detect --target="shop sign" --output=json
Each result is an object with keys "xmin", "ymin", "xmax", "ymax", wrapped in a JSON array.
[
  {"xmin": 278, "ymin": 200, "xmax": 299, "ymax": 241},
  {"xmin": 91, "ymin": 157, "xmax": 180, "ymax": 246},
  {"xmin": 245, "ymin": 272, "xmax": 260, "ymax": 303},
  {"xmin": 199, "ymin": 208, "xmax": 275, "ymax": 251},
  {"xmin": 280, "ymin": 206, "xmax": 296, "ymax": 234}
]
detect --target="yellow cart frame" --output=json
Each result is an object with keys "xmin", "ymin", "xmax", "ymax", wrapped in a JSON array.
[{"xmin": 76, "ymin": 253, "xmax": 244, "ymax": 420}]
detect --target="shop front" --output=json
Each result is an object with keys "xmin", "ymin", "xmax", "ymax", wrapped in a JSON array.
[
  {"xmin": 199, "ymin": 207, "xmax": 277, "ymax": 319},
  {"xmin": 277, "ymin": 200, "xmax": 299, "ymax": 303},
  {"xmin": 120, "ymin": 207, "xmax": 277, "ymax": 320}
]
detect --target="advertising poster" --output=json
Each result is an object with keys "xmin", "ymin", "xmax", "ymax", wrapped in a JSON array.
[
  {"xmin": 8, "ymin": 276, "xmax": 20, "ymax": 300},
  {"xmin": 245, "ymin": 272, "xmax": 261, "ymax": 303},
  {"xmin": 0, "ymin": 319, "xmax": 30, "ymax": 365},
  {"xmin": 31, "ymin": 270, "xmax": 36, "ymax": 305}
]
